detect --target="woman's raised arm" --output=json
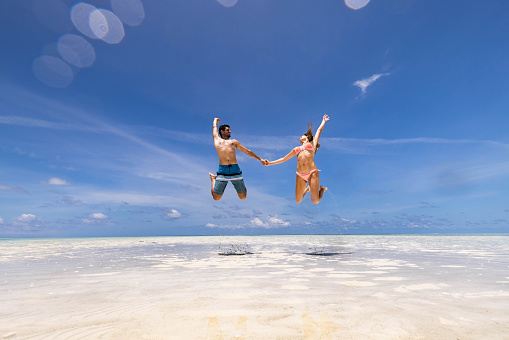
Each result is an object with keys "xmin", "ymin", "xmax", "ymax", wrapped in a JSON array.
[{"xmin": 313, "ymin": 114, "xmax": 329, "ymax": 147}]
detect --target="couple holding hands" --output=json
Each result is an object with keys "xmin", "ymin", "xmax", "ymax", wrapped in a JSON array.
[{"xmin": 209, "ymin": 114, "xmax": 329, "ymax": 204}]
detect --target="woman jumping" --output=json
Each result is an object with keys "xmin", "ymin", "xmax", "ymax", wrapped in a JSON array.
[{"xmin": 265, "ymin": 114, "xmax": 329, "ymax": 204}]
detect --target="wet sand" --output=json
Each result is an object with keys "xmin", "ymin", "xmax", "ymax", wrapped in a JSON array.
[{"xmin": 1, "ymin": 235, "xmax": 508, "ymax": 339}]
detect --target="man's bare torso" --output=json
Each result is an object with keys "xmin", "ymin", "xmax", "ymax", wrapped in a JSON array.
[{"xmin": 214, "ymin": 138, "xmax": 238, "ymax": 165}]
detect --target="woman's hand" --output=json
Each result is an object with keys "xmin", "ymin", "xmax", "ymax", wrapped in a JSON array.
[{"xmin": 322, "ymin": 114, "xmax": 329, "ymax": 122}]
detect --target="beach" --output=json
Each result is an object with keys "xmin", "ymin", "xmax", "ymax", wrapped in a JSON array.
[{"xmin": 1, "ymin": 235, "xmax": 508, "ymax": 339}]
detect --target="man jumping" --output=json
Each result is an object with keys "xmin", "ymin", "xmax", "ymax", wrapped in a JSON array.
[{"xmin": 209, "ymin": 117, "xmax": 267, "ymax": 200}]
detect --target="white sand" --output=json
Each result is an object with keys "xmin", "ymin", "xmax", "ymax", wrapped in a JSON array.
[{"xmin": 1, "ymin": 235, "xmax": 508, "ymax": 339}]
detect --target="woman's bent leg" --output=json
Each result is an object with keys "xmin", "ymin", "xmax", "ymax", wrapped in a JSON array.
[
  {"xmin": 309, "ymin": 171, "xmax": 327, "ymax": 204},
  {"xmin": 295, "ymin": 174, "xmax": 308, "ymax": 203}
]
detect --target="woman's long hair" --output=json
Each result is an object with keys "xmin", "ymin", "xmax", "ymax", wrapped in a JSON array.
[{"xmin": 304, "ymin": 122, "xmax": 320, "ymax": 152}]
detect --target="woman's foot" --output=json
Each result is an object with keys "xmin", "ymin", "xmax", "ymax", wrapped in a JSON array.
[
  {"xmin": 300, "ymin": 185, "xmax": 311, "ymax": 200},
  {"xmin": 304, "ymin": 185, "xmax": 311, "ymax": 196}
]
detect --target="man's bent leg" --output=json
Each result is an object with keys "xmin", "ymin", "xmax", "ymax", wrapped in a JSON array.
[
  {"xmin": 232, "ymin": 179, "xmax": 247, "ymax": 200},
  {"xmin": 238, "ymin": 190, "xmax": 247, "ymax": 200},
  {"xmin": 210, "ymin": 173, "xmax": 224, "ymax": 201}
]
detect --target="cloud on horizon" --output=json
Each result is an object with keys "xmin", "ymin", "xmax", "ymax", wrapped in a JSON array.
[
  {"xmin": 161, "ymin": 209, "xmax": 184, "ymax": 221},
  {"xmin": 206, "ymin": 215, "xmax": 291, "ymax": 229}
]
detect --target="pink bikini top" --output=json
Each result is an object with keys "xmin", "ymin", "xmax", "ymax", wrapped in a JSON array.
[{"xmin": 294, "ymin": 143, "xmax": 314, "ymax": 155}]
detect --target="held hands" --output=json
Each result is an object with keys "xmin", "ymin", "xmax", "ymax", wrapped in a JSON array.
[{"xmin": 261, "ymin": 159, "xmax": 270, "ymax": 166}]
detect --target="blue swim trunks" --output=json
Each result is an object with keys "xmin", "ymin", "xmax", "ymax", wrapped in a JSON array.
[{"xmin": 214, "ymin": 164, "xmax": 247, "ymax": 195}]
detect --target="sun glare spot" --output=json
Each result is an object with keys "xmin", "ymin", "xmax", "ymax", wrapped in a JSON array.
[
  {"xmin": 32, "ymin": 56, "xmax": 74, "ymax": 88},
  {"xmin": 57, "ymin": 34, "xmax": 96, "ymax": 68},
  {"xmin": 90, "ymin": 9, "xmax": 125, "ymax": 44},
  {"xmin": 217, "ymin": 0, "xmax": 238, "ymax": 8},
  {"xmin": 71, "ymin": 2, "xmax": 99, "ymax": 39},
  {"xmin": 345, "ymin": 0, "xmax": 371, "ymax": 10},
  {"xmin": 111, "ymin": 0, "xmax": 145, "ymax": 26}
]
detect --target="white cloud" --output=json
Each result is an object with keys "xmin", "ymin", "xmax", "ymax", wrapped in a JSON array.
[
  {"xmin": 205, "ymin": 223, "xmax": 243, "ymax": 229},
  {"xmin": 268, "ymin": 216, "xmax": 290, "ymax": 227},
  {"xmin": 90, "ymin": 212, "xmax": 108, "ymax": 219},
  {"xmin": 48, "ymin": 177, "xmax": 69, "ymax": 185},
  {"xmin": 206, "ymin": 216, "xmax": 292, "ymax": 230},
  {"xmin": 18, "ymin": 213, "xmax": 36, "ymax": 222},
  {"xmin": 165, "ymin": 209, "xmax": 182, "ymax": 219},
  {"xmin": 250, "ymin": 217, "xmax": 267, "ymax": 227},
  {"xmin": 9, "ymin": 213, "xmax": 45, "ymax": 233},
  {"xmin": 249, "ymin": 216, "xmax": 290, "ymax": 229},
  {"xmin": 82, "ymin": 213, "xmax": 114, "ymax": 225},
  {"xmin": 0, "ymin": 217, "xmax": 3, "ymax": 224},
  {"xmin": 353, "ymin": 73, "xmax": 390, "ymax": 95}
]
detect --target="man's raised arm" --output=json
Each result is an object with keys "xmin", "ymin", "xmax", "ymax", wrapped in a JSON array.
[{"xmin": 213, "ymin": 118, "xmax": 221, "ymax": 139}]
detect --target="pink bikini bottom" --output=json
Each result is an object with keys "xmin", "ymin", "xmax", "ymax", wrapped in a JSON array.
[{"xmin": 296, "ymin": 169, "xmax": 320, "ymax": 182}]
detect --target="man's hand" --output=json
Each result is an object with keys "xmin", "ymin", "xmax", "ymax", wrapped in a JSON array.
[{"xmin": 214, "ymin": 118, "xmax": 221, "ymax": 124}]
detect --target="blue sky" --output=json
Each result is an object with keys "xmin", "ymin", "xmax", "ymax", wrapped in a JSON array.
[{"xmin": 1, "ymin": 0, "xmax": 509, "ymax": 237}]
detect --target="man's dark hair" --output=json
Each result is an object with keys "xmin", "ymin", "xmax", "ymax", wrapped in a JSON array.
[{"xmin": 218, "ymin": 124, "xmax": 230, "ymax": 139}]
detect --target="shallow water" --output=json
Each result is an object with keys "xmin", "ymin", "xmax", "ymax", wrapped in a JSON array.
[{"xmin": 1, "ymin": 235, "xmax": 508, "ymax": 339}]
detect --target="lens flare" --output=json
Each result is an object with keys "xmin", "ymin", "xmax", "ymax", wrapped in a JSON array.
[
  {"xmin": 90, "ymin": 9, "xmax": 125, "ymax": 44},
  {"xmin": 71, "ymin": 2, "xmax": 99, "ymax": 39},
  {"xmin": 217, "ymin": 0, "xmax": 238, "ymax": 8},
  {"xmin": 111, "ymin": 0, "xmax": 145, "ymax": 26},
  {"xmin": 345, "ymin": 0, "xmax": 370, "ymax": 10},
  {"xmin": 57, "ymin": 34, "xmax": 96, "ymax": 68},
  {"xmin": 32, "ymin": 56, "xmax": 74, "ymax": 88}
]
